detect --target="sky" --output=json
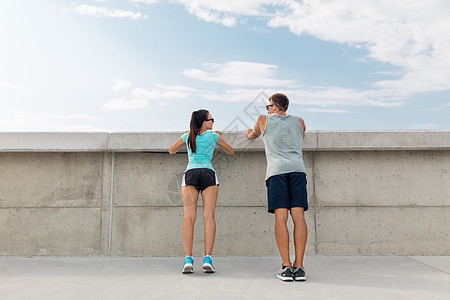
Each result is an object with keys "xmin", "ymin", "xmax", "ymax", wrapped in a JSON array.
[{"xmin": 0, "ymin": 0, "xmax": 449, "ymax": 132}]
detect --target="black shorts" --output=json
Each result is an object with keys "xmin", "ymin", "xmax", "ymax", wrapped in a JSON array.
[
  {"xmin": 266, "ymin": 172, "xmax": 308, "ymax": 214},
  {"xmin": 181, "ymin": 168, "xmax": 219, "ymax": 191}
]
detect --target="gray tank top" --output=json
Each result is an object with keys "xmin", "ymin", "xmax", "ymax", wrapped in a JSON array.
[{"xmin": 261, "ymin": 114, "xmax": 306, "ymax": 180}]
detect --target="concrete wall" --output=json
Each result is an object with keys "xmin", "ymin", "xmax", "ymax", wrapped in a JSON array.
[{"xmin": 0, "ymin": 131, "xmax": 449, "ymax": 256}]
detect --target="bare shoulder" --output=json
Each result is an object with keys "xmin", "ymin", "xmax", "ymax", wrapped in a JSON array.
[
  {"xmin": 257, "ymin": 115, "xmax": 267, "ymax": 126},
  {"xmin": 298, "ymin": 117, "xmax": 305, "ymax": 124},
  {"xmin": 297, "ymin": 116, "xmax": 306, "ymax": 134},
  {"xmin": 258, "ymin": 115, "xmax": 267, "ymax": 131}
]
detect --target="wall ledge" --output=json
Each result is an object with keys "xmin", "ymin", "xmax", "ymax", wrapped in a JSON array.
[
  {"xmin": 0, "ymin": 131, "xmax": 449, "ymax": 152},
  {"xmin": 0, "ymin": 132, "xmax": 109, "ymax": 152}
]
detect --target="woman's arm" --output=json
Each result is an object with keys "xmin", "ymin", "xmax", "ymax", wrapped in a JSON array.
[
  {"xmin": 216, "ymin": 135, "xmax": 234, "ymax": 155},
  {"xmin": 168, "ymin": 137, "xmax": 185, "ymax": 154}
]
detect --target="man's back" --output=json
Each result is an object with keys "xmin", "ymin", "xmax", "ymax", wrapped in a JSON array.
[{"xmin": 262, "ymin": 114, "xmax": 306, "ymax": 181}]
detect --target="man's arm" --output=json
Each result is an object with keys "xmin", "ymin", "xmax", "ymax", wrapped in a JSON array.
[
  {"xmin": 298, "ymin": 117, "xmax": 306, "ymax": 138},
  {"xmin": 247, "ymin": 115, "xmax": 266, "ymax": 139}
]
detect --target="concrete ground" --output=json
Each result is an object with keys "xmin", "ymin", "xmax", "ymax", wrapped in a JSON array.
[{"xmin": 0, "ymin": 256, "xmax": 449, "ymax": 300}]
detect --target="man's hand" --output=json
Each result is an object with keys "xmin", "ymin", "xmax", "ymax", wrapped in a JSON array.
[{"xmin": 247, "ymin": 128, "xmax": 254, "ymax": 138}]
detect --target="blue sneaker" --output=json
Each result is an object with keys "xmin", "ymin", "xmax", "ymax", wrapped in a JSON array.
[
  {"xmin": 182, "ymin": 256, "xmax": 194, "ymax": 273},
  {"xmin": 202, "ymin": 255, "xmax": 215, "ymax": 273}
]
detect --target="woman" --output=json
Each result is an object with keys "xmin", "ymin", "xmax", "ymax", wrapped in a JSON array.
[{"xmin": 169, "ymin": 109, "xmax": 234, "ymax": 274}]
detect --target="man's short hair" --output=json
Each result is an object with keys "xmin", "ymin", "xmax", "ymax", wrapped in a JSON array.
[{"xmin": 269, "ymin": 93, "xmax": 289, "ymax": 112}]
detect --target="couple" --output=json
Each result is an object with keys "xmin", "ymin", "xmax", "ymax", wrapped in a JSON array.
[{"xmin": 169, "ymin": 93, "xmax": 308, "ymax": 281}]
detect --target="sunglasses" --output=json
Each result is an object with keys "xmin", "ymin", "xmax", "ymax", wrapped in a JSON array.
[
  {"xmin": 205, "ymin": 118, "xmax": 215, "ymax": 123},
  {"xmin": 265, "ymin": 104, "xmax": 275, "ymax": 111}
]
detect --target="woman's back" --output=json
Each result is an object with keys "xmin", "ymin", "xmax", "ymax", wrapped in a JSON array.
[{"xmin": 182, "ymin": 130, "xmax": 219, "ymax": 172}]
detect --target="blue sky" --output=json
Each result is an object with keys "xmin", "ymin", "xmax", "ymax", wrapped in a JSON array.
[{"xmin": 0, "ymin": 0, "xmax": 449, "ymax": 132}]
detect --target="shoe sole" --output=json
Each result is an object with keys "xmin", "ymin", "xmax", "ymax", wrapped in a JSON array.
[
  {"xmin": 294, "ymin": 276, "xmax": 306, "ymax": 281},
  {"xmin": 202, "ymin": 263, "xmax": 215, "ymax": 273},
  {"xmin": 276, "ymin": 274, "xmax": 293, "ymax": 281},
  {"xmin": 182, "ymin": 264, "xmax": 193, "ymax": 273}
]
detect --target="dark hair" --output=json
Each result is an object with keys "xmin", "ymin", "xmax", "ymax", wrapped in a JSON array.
[
  {"xmin": 269, "ymin": 93, "xmax": 289, "ymax": 111},
  {"xmin": 187, "ymin": 109, "xmax": 209, "ymax": 153}
]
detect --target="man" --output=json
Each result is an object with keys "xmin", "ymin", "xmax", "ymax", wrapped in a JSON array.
[{"xmin": 247, "ymin": 93, "xmax": 308, "ymax": 281}]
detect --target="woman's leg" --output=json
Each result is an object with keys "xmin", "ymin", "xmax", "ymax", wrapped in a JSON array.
[
  {"xmin": 182, "ymin": 186, "xmax": 199, "ymax": 257},
  {"xmin": 201, "ymin": 185, "xmax": 218, "ymax": 255}
]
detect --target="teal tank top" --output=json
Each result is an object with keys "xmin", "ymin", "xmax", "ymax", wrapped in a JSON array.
[
  {"xmin": 261, "ymin": 114, "xmax": 306, "ymax": 180},
  {"xmin": 182, "ymin": 131, "xmax": 219, "ymax": 172}
]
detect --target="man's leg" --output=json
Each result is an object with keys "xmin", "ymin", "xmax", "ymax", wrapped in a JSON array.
[
  {"xmin": 274, "ymin": 208, "xmax": 291, "ymax": 267},
  {"xmin": 290, "ymin": 207, "xmax": 307, "ymax": 268}
]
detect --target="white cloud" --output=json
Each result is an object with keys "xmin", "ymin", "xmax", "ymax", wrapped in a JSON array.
[
  {"xmin": 103, "ymin": 84, "xmax": 195, "ymax": 110},
  {"xmin": 102, "ymin": 98, "xmax": 148, "ymax": 110},
  {"xmin": 155, "ymin": 84, "xmax": 200, "ymax": 93},
  {"xmin": 0, "ymin": 80, "xmax": 29, "ymax": 90},
  {"xmin": 408, "ymin": 123, "xmax": 438, "ymax": 130},
  {"xmin": 131, "ymin": 87, "xmax": 191, "ymax": 99},
  {"xmin": 0, "ymin": 109, "xmax": 101, "ymax": 131},
  {"xmin": 288, "ymin": 87, "xmax": 405, "ymax": 107},
  {"xmin": 267, "ymin": 0, "xmax": 450, "ymax": 97},
  {"xmin": 176, "ymin": 1, "xmax": 450, "ymax": 105},
  {"xmin": 201, "ymin": 86, "xmax": 404, "ymax": 108},
  {"xmin": 201, "ymin": 88, "xmax": 263, "ymax": 102},
  {"xmin": 113, "ymin": 79, "xmax": 131, "ymax": 92},
  {"xmin": 160, "ymin": 90, "xmax": 190, "ymax": 99},
  {"xmin": 131, "ymin": 88, "xmax": 161, "ymax": 99},
  {"xmin": 183, "ymin": 61, "xmax": 297, "ymax": 87},
  {"xmin": 174, "ymin": 0, "xmax": 285, "ymax": 26},
  {"xmin": 70, "ymin": 4, "xmax": 146, "ymax": 19},
  {"xmin": 129, "ymin": 0, "xmax": 159, "ymax": 4},
  {"xmin": 304, "ymin": 108, "xmax": 352, "ymax": 113}
]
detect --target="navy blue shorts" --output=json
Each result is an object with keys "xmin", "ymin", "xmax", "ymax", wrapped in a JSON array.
[
  {"xmin": 181, "ymin": 168, "xmax": 219, "ymax": 192},
  {"xmin": 266, "ymin": 172, "xmax": 308, "ymax": 214}
]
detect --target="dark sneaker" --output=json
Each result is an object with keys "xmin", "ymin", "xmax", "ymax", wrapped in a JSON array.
[
  {"xmin": 293, "ymin": 267, "xmax": 306, "ymax": 281},
  {"xmin": 276, "ymin": 266, "xmax": 294, "ymax": 281}
]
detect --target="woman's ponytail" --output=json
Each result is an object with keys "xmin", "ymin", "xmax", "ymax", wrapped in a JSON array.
[{"xmin": 187, "ymin": 109, "xmax": 209, "ymax": 153}]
